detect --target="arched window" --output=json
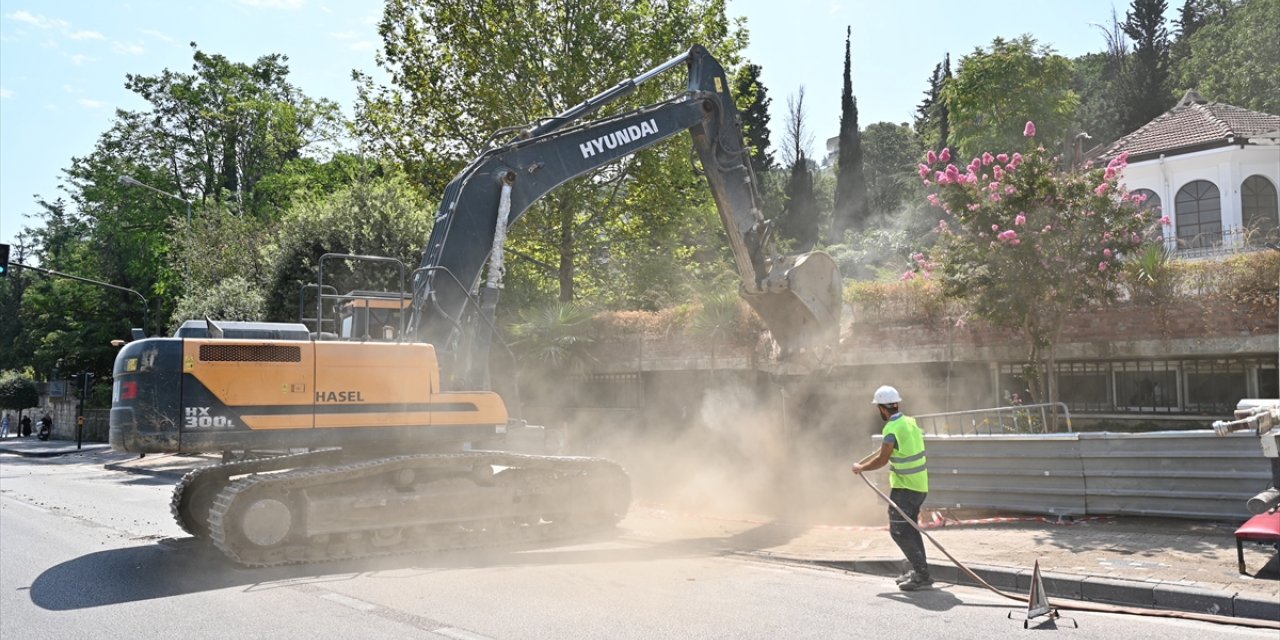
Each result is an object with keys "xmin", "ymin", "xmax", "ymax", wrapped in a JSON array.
[
  {"xmin": 1131, "ymin": 188, "xmax": 1161, "ymax": 213},
  {"xmin": 1241, "ymin": 175, "xmax": 1279, "ymax": 241},
  {"xmin": 1175, "ymin": 180, "xmax": 1221, "ymax": 248}
]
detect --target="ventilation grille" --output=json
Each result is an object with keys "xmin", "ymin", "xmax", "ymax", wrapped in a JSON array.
[{"xmin": 200, "ymin": 344, "xmax": 302, "ymax": 363}]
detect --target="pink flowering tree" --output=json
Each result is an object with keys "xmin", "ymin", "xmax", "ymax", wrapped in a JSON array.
[{"xmin": 917, "ymin": 121, "xmax": 1162, "ymax": 422}]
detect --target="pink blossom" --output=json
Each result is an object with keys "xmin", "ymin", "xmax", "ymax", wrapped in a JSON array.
[
  {"xmin": 1023, "ymin": 121, "xmax": 1036, "ymax": 137},
  {"xmin": 1005, "ymin": 185, "xmax": 1016, "ymax": 195},
  {"xmin": 937, "ymin": 219, "xmax": 950, "ymax": 232},
  {"xmin": 927, "ymin": 193, "xmax": 942, "ymax": 207},
  {"xmin": 998, "ymin": 229, "xmax": 1019, "ymax": 243},
  {"xmin": 1098, "ymin": 262, "xmax": 1108, "ymax": 272},
  {"xmin": 1042, "ymin": 225, "xmax": 1052, "ymax": 233},
  {"xmin": 1010, "ymin": 238, "xmax": 1021, "ymax": 246},
  {"xmin": 1130, "ymin": 232, "xmax": 1141, "ymax": 245},
  {"xmin": 1011, "ymin": 152, "xmax": 1022, "ymax": 165},
  {"xmin": 911, "ymin": 252, "xmax": 925, "ymax": 262},
  {"xmin": 982, "ymin": 152, "xmax": 994, "ymax": 166},
  {"xmin": 1094, "ymin": 182, "xmax": 1109, "ymax": 196},
  {"xmin": 1103, "ymin": 231, "xmax": 1113, "ymax": 241},
  {"xmin": 1131, "ymin": 192, "xmax": 1148, "ymax": 204},
  {"xmin": 945, "ymin": 164, "xmax": 960, "ymax": 180},
  {"xmin": 1160, "ymin": 215, "xmax": 1172, "ymax": 225},
  {"xmin": 927, "ymin": 150, "xmax": 937, "ymax": 164},
  {"xmin": 997, "ymin": 153, "xmax": 1009, "ymax": 163},
  {"xmin": 990, "ymin": 193, "xmax": 1002, "ymax": 202},
  {"xmin": 989, "ymin": 181, "xmax": 1001, "ymax": 193},
  {"xmin": 1104, "ymin": 166, "xmax": 1117, "ymax": 180},
  {"xmin": 968, "ymin": 159, "xmax": 981, "ymax": 175},
  {"xmin": 918, "ymin": 163, "xmax": 930, "ymax": 178},
  {"xmin": 935, "ymin": 171, "xmax": 950, "ymax": 185},
  {"xmin": 1103, "ymin": 248, "xmax": 1113, "ymax": 258},
  {"xmin": 993, "ymin": 165, "xmax": 1004, "ymax": 181},
  {"xmin": 939, "ymin": 148, "xmax": 951, "ymax": 163},
  {"xmin": 900, "ymin": 270, "xmax": 917, "ymax": 281},
  {"xmin": 1015, "ymin": 213, "xmax": 1026, "ymax": 226},
  {"xmin": 992, "ymin": 224, "xmax": 1000, "ymax": 232},
  {"xmin": 967, "ymin": 203, "xmax": 981, "ymax": 211}
]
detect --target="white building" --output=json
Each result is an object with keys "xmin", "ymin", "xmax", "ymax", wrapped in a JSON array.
[{"xmin": 1103, "ymin": 90, "xmax": 1280, "ymax": 256}]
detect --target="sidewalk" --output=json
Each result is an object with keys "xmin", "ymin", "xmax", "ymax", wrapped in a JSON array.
[
  {"xmin": 0, "ymin": 436, "xmax": 110, "ymax": 457},
  {"xmin": 630, "ymin": 504, "xmax": 1280, "ymax": 623},
  {"xmin": 7, "ymin": 442, "xmax": 1277, "ymax": 623}
]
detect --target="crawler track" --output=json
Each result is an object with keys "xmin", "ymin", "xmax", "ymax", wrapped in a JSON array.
[
  {"xmin": 170, "ymin": 449, "xmax": 342, "ymax": 538},
  {"xmin": 196, "ymin": 451, "xmax": 628, "ymax": 567}
]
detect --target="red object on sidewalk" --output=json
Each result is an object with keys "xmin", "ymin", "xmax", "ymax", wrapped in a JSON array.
[{"xmin": 1234, "ymin": 510, "xmax": 1280, "ymax": 574}]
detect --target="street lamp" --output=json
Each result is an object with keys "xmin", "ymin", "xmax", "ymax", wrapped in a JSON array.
[{"xmin": 117, "ymin": 175, "xmax": 192, "ymax": 225}]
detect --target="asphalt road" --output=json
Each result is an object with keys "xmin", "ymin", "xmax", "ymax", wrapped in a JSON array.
[{"xmin": 1, "ymin": 452, "xmax": 1272, "ymax": 640}]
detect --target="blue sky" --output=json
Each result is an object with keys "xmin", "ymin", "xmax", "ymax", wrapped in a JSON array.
[{"xmin": 0, "ymin": 0, "xmax": 1173, "ymax": 247}]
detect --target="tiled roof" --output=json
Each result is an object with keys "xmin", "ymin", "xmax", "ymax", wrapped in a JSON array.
[{"xmin": 1102, "ymin": 90, "xmax": 1280, "ymax": 160}]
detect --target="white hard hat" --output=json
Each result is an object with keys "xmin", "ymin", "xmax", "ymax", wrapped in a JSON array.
[{"xmin": 872, "ymin": 385, "xmax": 902, "ymax": 405}]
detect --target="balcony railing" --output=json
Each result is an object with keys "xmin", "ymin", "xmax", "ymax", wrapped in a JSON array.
[{"xmin": 1169, "ymin": 225, "xmax": 1280, "ymax": 259}]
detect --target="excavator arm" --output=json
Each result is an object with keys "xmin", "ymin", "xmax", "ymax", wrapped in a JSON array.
[{"xmin": 406, "ymin": 45, "xmax": 841, "ymax": 389}]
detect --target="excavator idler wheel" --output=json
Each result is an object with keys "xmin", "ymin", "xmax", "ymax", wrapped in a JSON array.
[
  {"xmin": 240, "ymin": 498, "xmax": 293, "ymax": 547},
  {"xmin": 392, "ymin": 469, "xmax": 416, "ymax": 490}
]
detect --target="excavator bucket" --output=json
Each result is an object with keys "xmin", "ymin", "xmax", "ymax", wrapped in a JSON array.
[{"xmin": 741, "ymin": 250, "xmax": 843, "ymax": 356}]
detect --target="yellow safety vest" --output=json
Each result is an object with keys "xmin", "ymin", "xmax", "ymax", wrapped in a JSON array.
[{"xmin": 883, "ymin": 415, "xmax": 928, "ymax": 493}]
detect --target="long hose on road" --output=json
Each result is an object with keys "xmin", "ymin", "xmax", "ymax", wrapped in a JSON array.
[{"xmin": 856, "ymin": 473, "xmax": 1280, "ymax": 630}]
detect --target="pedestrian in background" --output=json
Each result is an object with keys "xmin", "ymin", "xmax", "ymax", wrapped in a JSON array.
[
  {"xmin": 851, "ymin": 385, "xmax": 932, "ymax": 591},
  {"xmin": 1, "ymin": 413, "xmax": 10, "ymax": 438},
  {"xmin": 20, "ymin": 414, "xmax": 32, "ymax": 437}
]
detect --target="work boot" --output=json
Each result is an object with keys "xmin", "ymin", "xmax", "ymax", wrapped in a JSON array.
[
  {"xmin": 898, "ymin": 571, "xmax": 934, "ymax": 591},
  {"xmin": 894, "ymin": 571, "xmax": 914, "ymax": 585}
]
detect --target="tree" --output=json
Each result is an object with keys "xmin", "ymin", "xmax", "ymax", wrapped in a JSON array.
[
  {"xmin": 862, "ymin": 122, "xmax": 925, "ymax": 219},
  {"xmin": 355, "ymin": 0, "xmax": 745, "ymax": 304},
  {"xmin": 832, "ymin": 26, "xmax": 869, "ymax": 240},
  {"xmin": 1120, "ymin": 0, "xmax": 1172, "ymax": 133},
  {"xmin": 0, "ymin": 370, "xmax": 40, "ymax": 417},
  {"xmin": 944, "ymin": 36, "xmax": 1079, "ymax": 160},
  {"xmin": 779, "ymin": 88, "xmax": 820, "ymax": 249},
  {"xmin": 914, "ymin": 53, "xmax": 952, "ymax": 153},
  {"xmin": 1073, "ymin": 11, "xmax": 1129, "ymax": 146},
  {"xmin": 262, "ymin": 173, "xmax": 436, "ymax": 323},
  {"xmin": 1174, "ymin": 0, "xmax": 1280, "ymax": 114},
  {"xmin": 733, "ymin": 63, "xmax": 775, "ymax": 176},
  {"xmin": 919, "ymin": 121, "xmax": 1161, "ymax": 420}
]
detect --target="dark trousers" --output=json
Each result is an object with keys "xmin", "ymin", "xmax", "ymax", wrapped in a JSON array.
[{"xmin": 888, "ymin": 488, "xmax": 929, "ymax": 578}]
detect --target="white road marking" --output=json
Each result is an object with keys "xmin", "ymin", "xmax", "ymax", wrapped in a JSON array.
[
  {"xmin": 434, "ymin": 628, "xmax": 496, "ymax": 640},
  {"xmin": 320, "ymin": 592, "xmax": 379, "ymax": 612}
]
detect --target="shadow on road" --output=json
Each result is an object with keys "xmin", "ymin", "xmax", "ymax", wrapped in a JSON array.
[{"xmin": 31, "ymin": 520, "xmax": 804, "ymax": 611}]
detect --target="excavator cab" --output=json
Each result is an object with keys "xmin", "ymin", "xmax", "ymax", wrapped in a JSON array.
[{"xmin": 335, "ymin": 291, "xmax": 412, "ymax": 342}]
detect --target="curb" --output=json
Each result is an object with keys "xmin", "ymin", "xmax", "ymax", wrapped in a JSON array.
[
  {"xmin": 788, "ymin": 557, "xmax": 1279, "ymax": 623},
  {"xmin": 0, "ymin": 444, "xmax": 110, "ymax": 458}
]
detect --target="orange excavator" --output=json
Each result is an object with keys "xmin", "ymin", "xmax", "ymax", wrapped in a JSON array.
[{"xmin": 110, "ymin": 45, "xmax": 841, "ymax": 566}]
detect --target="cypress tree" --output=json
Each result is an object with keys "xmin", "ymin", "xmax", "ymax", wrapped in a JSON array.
[
  {"xmin": 732, "ymin": 63, "xmax": 775, "ymax": 176},
  {"xmin": 832, "ymin": 26, "xmax": 868, "ymax": 240},
  {"xmin": 781, "ymin": 152, "xmax": 819, "ymax": 250},
  {"xmin": 1121, "ymin": 0, "xmax": 1172, "ymax": 132},
  {"xmin": 914, "ymin": 53, "xmax": 952, "ymax": 152}
]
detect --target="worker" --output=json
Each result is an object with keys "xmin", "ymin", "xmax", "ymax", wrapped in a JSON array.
[{"xmin": 852, "ymin": 385, "xmax": 932, "ymax": 591}]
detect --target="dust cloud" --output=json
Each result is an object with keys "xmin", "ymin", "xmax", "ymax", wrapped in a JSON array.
[{"xmin": 565, "ymin": 376, "xmax": 890, "ymax": 529}]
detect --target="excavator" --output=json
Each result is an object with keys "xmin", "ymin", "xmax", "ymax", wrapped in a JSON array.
[{"xmin": 109, "ymin": 45, "xmax": 842, "ymax": 566}]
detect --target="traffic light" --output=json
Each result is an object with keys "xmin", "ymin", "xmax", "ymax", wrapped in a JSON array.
[{"xmin": 0, "ymin": 243, "xmax": 9, "ymax": 277}]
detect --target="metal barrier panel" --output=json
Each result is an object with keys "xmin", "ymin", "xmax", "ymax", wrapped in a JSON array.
[
  {"xmin": 886, "ymin": 434, "xmax": 1089, "ymax": 516},
  {"xmin": 878, "ymin": 430, "xmax": 1271, "ymax": 520},
  {"xmin": 1077, "ymin": 431, "xmax": 1270, "ymax": 520}
]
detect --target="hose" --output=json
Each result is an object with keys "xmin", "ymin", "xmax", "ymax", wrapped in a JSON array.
[{"xmin": 856, "ymin": 473, "xmax": 1280, "ymax": 630}]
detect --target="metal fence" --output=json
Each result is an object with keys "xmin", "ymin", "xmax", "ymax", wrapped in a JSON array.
[
  {"xmin": 913, "ymin": 403, "xmax": 1073, "ymax": 436},
  {"xmin": 884, "ymin": 430, "xmax": 1271, "ymax": 520}
]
